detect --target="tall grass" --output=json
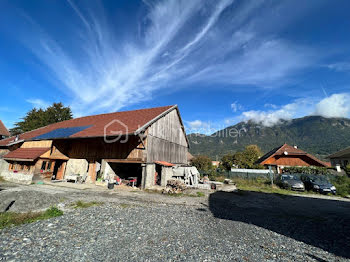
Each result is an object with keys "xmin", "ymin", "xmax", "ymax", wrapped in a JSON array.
[
  {"xmin": 71, "ymin": 201, "xmax": 103, "ymax": 209},
  {"xmin": 0, "ymin": 206, "xmax": 63, "ymax": 229}
]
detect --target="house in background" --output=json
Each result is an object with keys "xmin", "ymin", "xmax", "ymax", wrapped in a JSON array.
[
  {"xmin": 0, "ymin": 120, "xmax": 10, "ymax": 140},
  {"xmin": 256, "ymin": 144, "xmax": 330, "ymax": 174},
  {"xmin": 212, "ymin": 161, "xmax": 220, "ymax": 167},
  {"xmin": 0, "ymin": 105, "xmax": 189, "ymax": 187},
  {"xmin": 328, "ymin": 146, "xmax": 350, "ymax": 172}
]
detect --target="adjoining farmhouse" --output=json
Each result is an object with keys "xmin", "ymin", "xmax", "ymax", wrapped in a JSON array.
[
  {"xmin": 0, "ymin": 120, "xmax": 10, "ymax": 140},
  {"xmin": 256, "ymin": 144, "xmax": 330, "ymax": 173},
  {"xmin": 328, "ymin": 146, "xmax": 350, "ymax": 171},
  {"xmin": 0, "ymin": 105, "xmax": 189, "ymax": 187}
]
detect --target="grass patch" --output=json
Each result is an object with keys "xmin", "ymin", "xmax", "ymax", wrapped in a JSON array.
[
  {"xmin": 167, "ymin": 192, "xmax": 184, "ymax": 197},
  {"xmin": 196, "ymin": 191, "xmax": 205, "ymax": 197},
  {"xmin": 231, "ymin": 178, "xmax": 307, "ymax": 196},
  {"xmin": 187, "ymin": 191, "xmax": 206, "ymax": 197},
  {"xmin": 144, "ymin": 189, "xmax": 162, "ymax": 194},
  {"xmin": 71, "ymin": 201, "xmax": 103, "ymax": 209},
  {"xmin": 0, "ymin": 206, "xmax": 63, "ymax": 229},
  {"xmin": 119, "ymin": 203, "xmax": 131, "ymax": 208}
]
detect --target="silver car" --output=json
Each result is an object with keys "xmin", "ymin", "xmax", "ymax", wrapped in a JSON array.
[{"xmin": 278, "ymin": 174, "xmax": 305, "ymax": 191}]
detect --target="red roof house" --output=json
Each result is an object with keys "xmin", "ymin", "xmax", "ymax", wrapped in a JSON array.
[{"xmin": 257, "ymin": 144, "xmax": 330, "ymax": 173}]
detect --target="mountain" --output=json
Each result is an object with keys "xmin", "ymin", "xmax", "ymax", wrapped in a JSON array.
[{"xmin": 187, "ymin": 116, "xmax": 350, "ymax": 160}]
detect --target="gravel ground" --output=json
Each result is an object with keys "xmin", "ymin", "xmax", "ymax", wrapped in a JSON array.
[{"xmin": 1, "ymin": 183, "xmax": 350, "ymax": 261}]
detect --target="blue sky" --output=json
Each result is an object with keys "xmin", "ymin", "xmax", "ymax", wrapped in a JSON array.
[{"xmin": 0, "ymin": 0, "xmax": 350, "ymax": 134}]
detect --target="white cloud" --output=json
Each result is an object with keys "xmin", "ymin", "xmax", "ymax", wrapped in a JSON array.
[
  {"xmin": 187, "ymin": 120, "xmax": 205, "ymax": 129},
  {"xmin": 5, "ymin": 0, "xmax": 322, "ymax": 115},
  {"xmin": 231, "ymin": 102, "xmax": 243, "ymax": 112},
  {"xmin": 185, "ymin": 120, "xmax": 226, "ymax": 135},
  {"xmin": 241, "ymin": 99, "xmax": 315, "ymax": 127},
  {"xmin": 315, "ymin": 93, "xmax": 350, "ymax": 118},
  {"xmin": 326, "ymin": 62, "xmax": 350, "ymax": 72},
  {"xmin": 26, "ymin": 98, "xmax": 50, "ymax": 109},
  {"xmin": 242, "ymin": 105, "xmax": 296, "ymax": 127},
  {"xmin": 264, "ymin": 103, "xmax": 278, "ymax": 109},
  {"xmin": 241, "ymin": 93, "xmax": 350, "ymax": 127}
]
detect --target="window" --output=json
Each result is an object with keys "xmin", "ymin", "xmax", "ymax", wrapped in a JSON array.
[
  {"xmin": 41, "ymin": 161, "xmax": 47, "ymax": 170},
  {"xmin": 344, "ymin": 160, "xmax": 349, "ymax": 167}
]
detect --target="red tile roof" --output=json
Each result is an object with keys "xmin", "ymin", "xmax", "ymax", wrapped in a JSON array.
[
  {"xmin": 0, "ymin": 105, "xmax": 176, "ymax": 146},
  {"xmin": 155, "ymin": 161, "xmax": 175, "ymax": 167},
  {"xmin": 257, "ymin": 144, "xmax": 330, "ymax": 167},
  {"xmin": 0, "ymin": 120, "xmax": 10, "ymax": 137},
  {"xmin": 3, "ymin": 147, "xmax": 50, "ymax": 161}
]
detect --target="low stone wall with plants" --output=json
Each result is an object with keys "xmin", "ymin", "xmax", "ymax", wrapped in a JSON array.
[{"xmin": 0, "ymin": 170, "xmax": 33, "ymax": 185}]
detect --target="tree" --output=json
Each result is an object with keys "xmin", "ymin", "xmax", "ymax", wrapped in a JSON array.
[
  {"xmin": 190, "ymin": 155, "xmax": 213, "ymax": 172},
  {"xmin": 221, "ymin": 145, "xmax": 264, "ymax": 170},
  {"xmin": 220, "ymin": 153, "xmax": 235, "ymax": 171},
  {"xmin": 241, "ymin": 145, "xmax": 263, "ymax": 168},
  {"xmin": 10, "ymin": 102, "xmax": 73, "ymax": 135}
]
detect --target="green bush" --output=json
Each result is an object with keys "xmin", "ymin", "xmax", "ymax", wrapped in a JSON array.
[
  {"xmin": 345, "ymin": 164, "xmax": 350, "ymax": 176},
  {"xmin": 331, "ymin": 175, "xmax": 350, "ymax": 197},
  {"xmin": 283, "ymin": 166, "xmax": 329, "ymax": 175},
  {"xmin": 44, "ymin": 206, "xmax": 64, "ymax": 217}
]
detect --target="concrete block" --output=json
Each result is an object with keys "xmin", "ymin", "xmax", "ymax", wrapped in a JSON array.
[
  {"xmin": 143, "ymin": 164, "xmax": 155, "ymax": 189},
  {"xmin": 161, "ymin": 166, "xmax": 174, "ymax": 187}
]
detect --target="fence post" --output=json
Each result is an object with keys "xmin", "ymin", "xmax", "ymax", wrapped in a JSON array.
[{"xmin": 269, "ymin": 165, "xmax": 274, "ymax": 185}]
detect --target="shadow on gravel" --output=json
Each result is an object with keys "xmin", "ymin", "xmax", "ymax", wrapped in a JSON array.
[{"xmin": 209, "ymin": 191, "xmax": 350, "ymax": 259}]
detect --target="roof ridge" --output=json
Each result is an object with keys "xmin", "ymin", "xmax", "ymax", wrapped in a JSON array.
[
  {"xmin": 70, "ymin": 105, "xmax": 175, "ymax": 122},
  {"xmin": 0, "ymin": 119, "xmax": 10, "ymax": 136}
]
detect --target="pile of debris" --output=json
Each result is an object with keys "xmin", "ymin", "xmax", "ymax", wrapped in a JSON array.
[{"xmin": 163, "ymin": 179, "xmax": 186, "ymax": 194}]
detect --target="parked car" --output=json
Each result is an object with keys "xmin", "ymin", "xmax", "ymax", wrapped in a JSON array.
[
  {"xmin": 301, "ymin": 175, "xmax": 336, "ymax": 195},
  {"xmin": 277, "ymin": 174, "xmax": 305, "ymax": 191}
]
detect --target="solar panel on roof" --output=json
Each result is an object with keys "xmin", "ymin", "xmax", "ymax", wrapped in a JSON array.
[{"xmin": 32, "ymin": 125, "xmax": 92, "ymax": 140}]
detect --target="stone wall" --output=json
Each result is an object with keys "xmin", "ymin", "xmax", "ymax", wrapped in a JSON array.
[
  {"xmin": 0, "ymin": 159, "xmax": 33, "ymax": 184},
  {"xmin": 0, "ymin": 159, "xmax": 9, "ymax": 175},
  {"xmin": 1, "ymin": 170, "xmax": 33, "ymax": 185}
]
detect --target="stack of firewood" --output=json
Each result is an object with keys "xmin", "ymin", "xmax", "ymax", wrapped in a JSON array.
[{"xmin": 163, "ymin": 179, "xmax": 186, "ymax": 194}]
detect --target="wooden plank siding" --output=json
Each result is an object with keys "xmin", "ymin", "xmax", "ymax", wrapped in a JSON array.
[
  {"xmin": 21, "ymin": 140, "xmax": 52, "ymax": 148},
  {"xmin": 146, "ymin": 109, "xmax": 188, "ymax": 164},
  {"xmin": 52, "ymin": 136, "xmax": 145, "ymax": 161}
]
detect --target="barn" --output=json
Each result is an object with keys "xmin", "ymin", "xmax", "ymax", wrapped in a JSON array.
[{"xmin": 0, "ymin": 105, "xmax": 189, "ymax": 188}]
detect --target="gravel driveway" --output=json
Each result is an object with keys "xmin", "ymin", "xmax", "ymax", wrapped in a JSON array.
[{"xmin": 1, "ymin": 183, "xmax": 350, "ymax": 261}]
